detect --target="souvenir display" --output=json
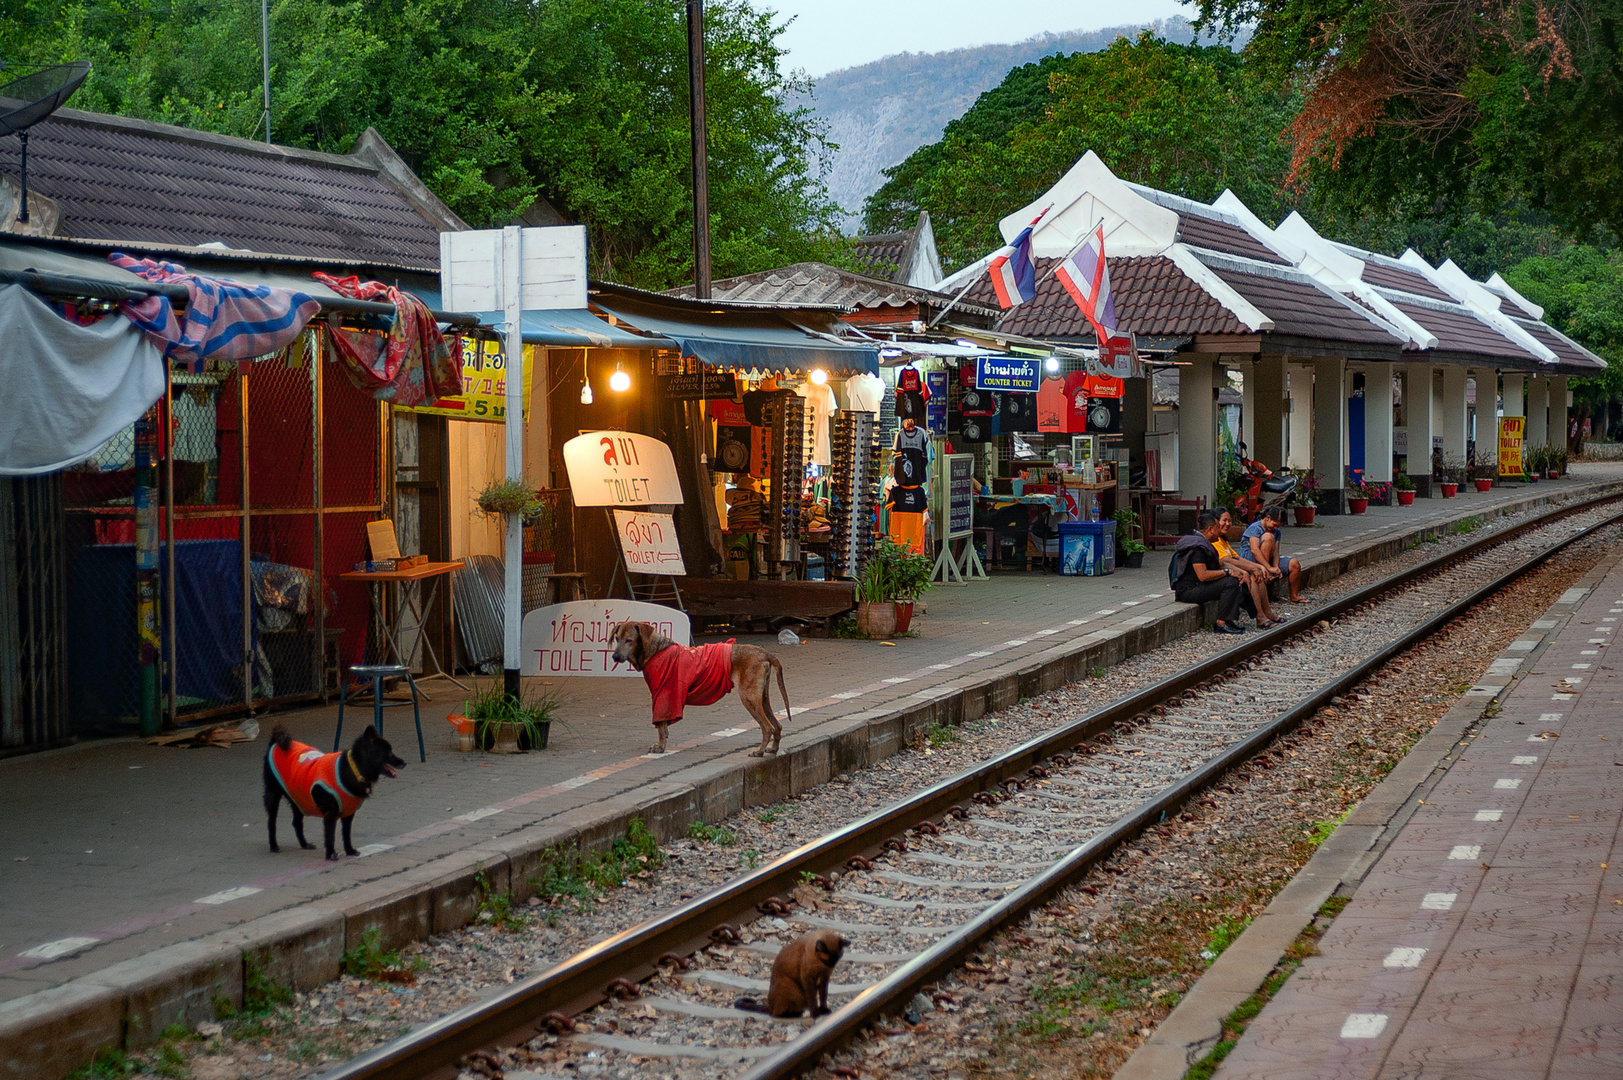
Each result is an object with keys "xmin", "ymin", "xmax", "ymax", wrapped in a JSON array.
[
  {"xmin": 761, "ymin": 393, "xmax": 805, "ymax": 564},
  {"xmin": 997, "ymin": 392, "xmax": 1038, "ymax": 433},
  {"xmin": 830, "ymin": 410, "xmax": 881, "ymax": 579}
]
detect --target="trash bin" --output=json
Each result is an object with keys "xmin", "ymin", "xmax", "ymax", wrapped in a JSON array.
[{"xmin": 1059, "ymin": 521, "xmax": 1115, "ymax": 576}]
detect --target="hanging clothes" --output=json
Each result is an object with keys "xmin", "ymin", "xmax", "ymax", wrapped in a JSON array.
[
  {"xmin": 795, "ymin": 380, "xmax": 838, "ymax": 467},
  {"xmin": 313, "ymin": 273, "xmax": 458, "ymax": 407},
  {"xmin": 845, "ymin": 372, "xmax": 884, "ymax": 412},
  {"xmin": 109, "ymin": 254, "xmax": 319, "ymax": 370}
]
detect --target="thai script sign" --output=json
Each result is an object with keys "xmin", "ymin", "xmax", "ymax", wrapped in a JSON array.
[
  {"xmin": 520, "ymin": 600, "xmax": 691, "ymax": 677},
  {"xmin": 563, "ymin": 430, "xmax": 684, "ymax": 506},
  {"xmin": 974, "ymin": 357, "xmax": 1039, "ymax": 393},
  {"xmin": 1498, "ymin": 416, "xmax": 1525, "ymax": 478},
  {"xmin": 400, "ymin": 339, "xmax": 534, "ymax": 422},
  {"xmin": 613, "ymin": 510, "xmax": 686, "ymax": 575}
]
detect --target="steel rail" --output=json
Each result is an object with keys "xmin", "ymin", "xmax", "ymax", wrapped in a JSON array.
[{"xmin": 317, "ymin": 491, "xmax": 1623, "ymax": 1080}]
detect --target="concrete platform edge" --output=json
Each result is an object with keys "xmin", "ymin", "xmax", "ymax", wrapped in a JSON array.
[
  {"xmin": 1112, "ymin": 547, "xmax": 1623, "ymax": 1080},
  {"xmin": 4, "ymin": 483, "xmax": 1619, "ymax": 1080}
]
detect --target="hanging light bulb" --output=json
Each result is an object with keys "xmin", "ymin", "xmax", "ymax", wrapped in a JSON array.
[
  {"xmin": 609, "ymin": 360, "xmax": 631, "ymax": 393},
  {"xmin": 580, "ymin": 373, "xmax": 594, "ymax": 405},
  {"xmin": 1045, "ymin": 356, "xmax": 1061, "ymax": 373},
  {"xmin": 809, "ymin": 368, "xmax": 829, "ymax": 386}
]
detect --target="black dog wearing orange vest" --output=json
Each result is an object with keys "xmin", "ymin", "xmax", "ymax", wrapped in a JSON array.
[
  {"xmin": 609, "ymin": 621, "xmax": 791, "ymax": 756},
  {"xmin": 263, "ymin": 725, "xmax": 404, "ymax": 860}
]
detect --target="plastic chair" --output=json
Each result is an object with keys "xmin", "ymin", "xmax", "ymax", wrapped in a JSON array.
[{"xmin": 334, "ymin": 663, "xmax": 425, "ymax": 762}]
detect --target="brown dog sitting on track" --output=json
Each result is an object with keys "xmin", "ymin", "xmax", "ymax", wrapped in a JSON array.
[{"xmin": 609, "ymin": 621, "xmax": 791, "ymax": 756}]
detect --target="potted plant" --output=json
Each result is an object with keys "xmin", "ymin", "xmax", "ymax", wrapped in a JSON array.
[
  {"xmin": 854, "ymin": 538, "xmax": 933, "ymax": 637},
  {"xmin": 1470, "ymin": 459, "xmax": 1495, "ymax": 492},
  {"xmin": 1287, "ymin": 470, "xmax": 1321, "ymax": 525},
  {"xmin": 449, "ymin": 682, "xmax": 558, "ymax": 753},
  {"xmin": 1439, "ymin": 458, "xmax": 1466, "ymax": 498},
  {"xmin": 476, "ymin": 477, "xmax": 544, "ymax": 519},
  {"xmin": 1394, "ymin": 472, "xmax": 1416, "ymax": 505},
  {"xmin": 1346, "ymin": 477, "xmax": 1373, "ymax": 514},
  {"xmin": 1113, "ymin": 508, "xmax": 1147, "ymax": 569},
  {"xmin": 1523, "ymin": 446, "xmax": 1542, "ymax": 482},
  {"xmin": 1550, "ymin": 448, "xmax": 1568, "ymax": 478}
]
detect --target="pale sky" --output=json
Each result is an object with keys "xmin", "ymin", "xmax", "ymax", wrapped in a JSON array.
[{"xmin": 761, "ymin": 0, "xmax": 1194, "ymax": 77}]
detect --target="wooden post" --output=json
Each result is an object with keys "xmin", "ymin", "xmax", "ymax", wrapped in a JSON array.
[{"xmin": 687, "ymin": 0, "xmax": 711, "ymax": 299}]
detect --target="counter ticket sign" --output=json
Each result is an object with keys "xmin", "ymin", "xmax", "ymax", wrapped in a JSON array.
[{"xmin": 975, "ymin": 357, "xmax": 1040, "ymax": 394}]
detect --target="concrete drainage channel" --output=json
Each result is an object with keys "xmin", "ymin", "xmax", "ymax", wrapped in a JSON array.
[{"xmin": 3, "ymin": 483, "xmax": 1619, "ymax": 1080}]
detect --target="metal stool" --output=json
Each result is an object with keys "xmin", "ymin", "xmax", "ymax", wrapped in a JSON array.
[{"xmin": 335, "ymin": 664, "xmax": 425, "ymax": 762}]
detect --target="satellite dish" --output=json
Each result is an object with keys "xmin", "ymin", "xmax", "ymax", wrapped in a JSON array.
[{"xmin": 0, "ymin": 61, "xmax": 91, "ymax": 225}]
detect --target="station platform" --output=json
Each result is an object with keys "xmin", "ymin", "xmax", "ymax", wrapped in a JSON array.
[
  {"xmin": 1211, "ymin": 526, "xmax": 1623, "ymax": 1078},
  {"xmin": 3, "ymin": 467, "xmax": 1623, "ymax": 1078}
]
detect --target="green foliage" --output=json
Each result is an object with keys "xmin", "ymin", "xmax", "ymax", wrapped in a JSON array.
[
  {"xmin": 927, "ymin": 721, "xmax": 958, "ymax": 748},
  {"xmin": 1502, "ymin": 246, "xmax": 1623, "ymax": 405},
  {"xmin": 855, "ymin": 537, "xmax": 934, "ymax": 604},
  {"xmin": 742, "ymin": 849, "xmax": 761, "ymax": 869},
  {"xmin": 580, "ymin": 817, "xmax": 665, "ymax": 891},
  {"xmin": 342, "ymin": 928, "xmax": 425, "ymax": 983},
  {"xmin": 1113, "ymin": 508, "xmax": 1147, "ymax": 556},
  {"xmin": 1451, "ymin": 517, "xmax": 1484, "ymax": 536},
  {"xmin": 1305, "ymin": 810, "xmax": 1348, "ymax": 848},
  {"xmin": 1204, "ymin": 915, "xmax": 1252, "ymax": 959},
  {"xmin": 461, "ymin": 681, "xmax": 558, "ymax": 751},
  {"xmin": 0, "ymin": 0, "xmax": 844, "ymax": 288},
  {"xmin": 687, "ymin": 820, "xmax": 737, "ymax": 846},
  {"xmin": 755, "ymin": 808, "xmax": 780, "ymax": 824},
  {"xmin": 865, "ymin": 35, "xmax": 1301, "ymax": 269},
  {"xmin": 244, "ymin": 956, "xmax": 294, "ymax": 1014},
  {"xmin": 529, "ymin": 844, "xmax": 598, "ymax": 910},
  {"xmin": 67, "ymin": 1048, "xmax": 136, "ymax": 1080},
  {"xmin": 474, "ymin": 872, "xmax": 529, "ymax": 932}
]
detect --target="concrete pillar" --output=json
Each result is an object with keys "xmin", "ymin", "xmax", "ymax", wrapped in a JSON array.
[
  {"xmin": 1502, "ymin": 371, "xmax": 1524, "ymax": 417},
  {"xmin": 1364, "ymin": 361, "xmax": 1394, "ymax": 485},
  {"xmin": 1403, "ymin": 363, "xmax": 1435, "ymax": 497},
  {"xmin": 1441, "ymin": 364, "xmax": 1469, "ymax": 471},
  {"xmin": 1122, "ymin": 373, "xmax": 1149, "ymax": 474},
  {"xmin": 1313, "ymin": 357, "xmax": 1347, "ymax": 512},
  {"xmin": 1287, "ymin": 364, "xmax": 1313, "ymax": 469},
  {"xmin": 1178, "ymin": 356, "xmax": 1218, "ymax": 506},
  {"xmin": 1552, "ymin": 376, "xmax": 1569, "ymax": 453},
  {"xmin": 1528, "ymin": 374, "xmax": 1549, "ymax": 449},
  {"xmin": 1240, "ymin": 364, "xmax": 1256, "ymax": 452},
  {"xmin": 1252, "ymin": 355, "xmax": 1286, "ymax": 470}
]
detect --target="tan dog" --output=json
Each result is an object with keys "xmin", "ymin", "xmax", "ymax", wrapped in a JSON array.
[
  {"xmin": 734, "ymin": 929, "xmax": 849, "ymax": 1018},
  {"xmin": 609, "ymin": 621, "xmax": 791, "ymax": 756}
]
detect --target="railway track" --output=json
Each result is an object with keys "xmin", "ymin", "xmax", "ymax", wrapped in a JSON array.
[{"xmin": 319, "ymin": 494, "xmax": 1623, "ymax": 1080}]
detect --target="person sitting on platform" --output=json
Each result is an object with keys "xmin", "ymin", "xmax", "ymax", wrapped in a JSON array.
[
  {"xmin": 1172, "ymin": 510, "xmax": 1246, "ymax": 635},
  {"xmin": 1240, "ymin": 505, "xmax": 1306, "ymax": 604},
  {"xmin": 1216, "ymin": 507, "xmax": 1282, "ymax": 627}
]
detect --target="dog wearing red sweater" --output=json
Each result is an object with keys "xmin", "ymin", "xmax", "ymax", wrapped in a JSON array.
[{"xmin": 609, "ymin": 621, "xmax": 791, "ymax": 756}]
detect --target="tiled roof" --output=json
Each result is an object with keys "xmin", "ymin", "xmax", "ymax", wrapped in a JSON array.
[
  {"xmin": 0, "ymin": 109, "xmax": 448, "ymax": 269},
  {"xmin": 1388, "ymin": 300, "xmax": 1541, "ymax": 362},
  {"xmin": 1357, "ymin": 260, "xmax": 1455, "ymax": 303},
  {"xmin": 1205, "ymin": 264, "xmax": 1399, "ymax": 346},
  {"xmin": 848, "ymin": 229, "xmax": 913, "ymax": 281},
  {"xmin": 666, "ymin": 262, "xmax": 995, "ymax": 316},
  {"xmin": 1175, "ymin": 212, "xmax": 1291, "ymax": 265},
  {"xmin": 966, "ymin": 256, "xmax": 1247, "ymax": 339},
  {"xmin": 1514, "ymin": 319, "xmax": 1606, "ymax": 370}
]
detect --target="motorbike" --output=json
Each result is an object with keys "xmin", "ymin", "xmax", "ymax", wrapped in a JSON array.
[{"xmin": 1232, "ymin": 442, "xmax": 1296, "ymax": 523}]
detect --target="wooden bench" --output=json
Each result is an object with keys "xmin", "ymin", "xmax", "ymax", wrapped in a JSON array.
[{"xmin": 677, "ymin": 577, "xmax": 857, "ymax": 631}]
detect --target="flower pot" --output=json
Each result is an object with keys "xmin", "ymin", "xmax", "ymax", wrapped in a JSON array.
[
  {"xmin": 1123, "ymin": 551, "xmax": 1145, "ymax": 569},
  {"xmin": 1441, "ymin": 483, "xmax": 1458, "ymax": 498},
  {"xmin": 855, "ymin": 601, "xmax": 897, "ymax": 639},
  {"xmin": 449, "ymin": 714, "xmax": 549, "ymax": 752},
  {"xmin": 1548, "ymin": 470, "xmax": 1560, "ymax": 480},
  {"xmin": 448, "ymin": 714, "xmax": 475, "ymax": 752},
  {"xmin": 1293, "ymin": 507, "xmax": 1317, "ymax": 526},
  {"xmin": 1397, "ymin": 490, "xmax": 1415, "ymax": 506},
  {"xmin": 893, "ymin": 601, "xmax": 915, "ymax": 635},
  {"xmin": 1474, "ymin": 479, "xmax": 1493, "ymax": 492},
  {"xmin": 1348, "ymin": 498, "xmax": 1369, "ymax": 514}
]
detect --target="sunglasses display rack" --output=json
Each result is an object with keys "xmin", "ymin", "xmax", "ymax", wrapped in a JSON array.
[
  {"xmin": 762, "ymin": 394, "xmax": 806, "ymax": 565},
  {"xmin": 829, "ymin": 409, "xmax": 881, "ymax": 580}
]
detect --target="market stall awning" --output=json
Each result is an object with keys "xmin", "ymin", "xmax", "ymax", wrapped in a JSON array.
[
  {"xmin": 592, "ymin": 289, "xmax": 879, "ymax": 375},
  {"xmin": 467, "ymin": 308, "xmax": 674, "ymax": 350}
]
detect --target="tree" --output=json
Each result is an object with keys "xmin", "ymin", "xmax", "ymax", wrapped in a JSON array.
[
  {"xmin": 1502, "ymin": 245, "xmax": 1623, "ymax": 438},
  {"xmin": 862, "ymin": 35, "xmax": 1301, "ymax": 270},
  {"xmin": 0, "ymin": 0, "xmax": 843, "ymax": 288}
]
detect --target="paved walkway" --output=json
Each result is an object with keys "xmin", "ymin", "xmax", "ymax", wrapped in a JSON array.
[
  {"xmin": 1217, "ymin": 548, "xmax": 1623, "ymax": 1079},
  {"xmin": 1, "ymin": 469, "xmax": 1619, "ymax": 1010}
]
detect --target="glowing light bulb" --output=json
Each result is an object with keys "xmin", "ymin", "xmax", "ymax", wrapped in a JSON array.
[
  {"xmin": 1045, "ymin": 356, "xmax": 1060, "ymax": 373},
  {"xmin": 609, "ymin": 363, "xmax": 631, "ymax": 392},
  {"xmin": 809, "ymin": 368, "xmax": 829, "ymax": 385}
]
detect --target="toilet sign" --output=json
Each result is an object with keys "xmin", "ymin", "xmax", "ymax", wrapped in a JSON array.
[
  {"xmin": 521, "ymin": 600, "xmax": 690, "ymax": 677},
  {"xmin": 612, "ymin": 510, "xmax": 686, "ymax": 575},
  {"xmin": 562, "ymin": 430, "xmax": 683, "ymax": 506}
]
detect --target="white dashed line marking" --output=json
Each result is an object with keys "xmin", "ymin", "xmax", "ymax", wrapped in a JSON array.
[
  {"xmin": 19, "ymin": 937, "xmax": 100, "ymax": 960},
  {"xmin": 1475, "ymin": 809, "xmax": 1503, "ymax": 821},
  {"xmin": 356, "ymin": 844, "xmax": 394, "ymax": 857},
  {"xmin": 1341, "ymin": 1014, "xmax": 1389, "ymax": 1039},
  {"xmin": 1495, "ymin": 779, "xmax": 1522, "ymax": 789},
  {"xmin": 1449, "ymin": 845, "xmax": 1482, "ymax": 860},
  {"xmin": 711, "ymin": 728, "xmax": 747, "ymax": 737},
  {"xmin": 1422, "ymin": 892, "xmax": 1457, "ymax": 910},
  {"xmin": 1384, "ymin": 947, "xmax": 1427, "ymax": 968},
  {"xmin": 454, "ymin": 808, "xmax": 503, "ymax": 823},
  {"xmin": 1540, "ymin": 713, "xmax": 1565, "ymax": 723},
  {"xmin": 1512, "ymin": 755, "xmax": 1539, "ymax": 765},
  {"xmin": 197, "ymin": 886, "xmax": 264, "ymax": 905}
]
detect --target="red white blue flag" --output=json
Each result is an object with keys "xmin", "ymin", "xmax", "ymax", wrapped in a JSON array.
[
  {"xmin": 987, "ymin": 209, "xmax": 1048, "ymax": 309},
  {"xmin": 1054, "ymin": 224, "xmax": 1116, "ymax": 340}
]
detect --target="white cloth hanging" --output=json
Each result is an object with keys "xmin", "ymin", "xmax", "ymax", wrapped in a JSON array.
[
  {"xmin": 0, "ymin": 285, "xmax": 166, "ymax": 475},
  {"xmin": 795, "ymin": 381, "xmax": 838, "ymax": 466},
  {"xmin": 844, "ymin": 372, "xmax": 884, "ymax": 413}
]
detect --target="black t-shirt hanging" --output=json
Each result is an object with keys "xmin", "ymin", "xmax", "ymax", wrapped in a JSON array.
[
  {"xmin": 960, "ymin": 415, "xmax": 990, "ymax": 443},
  {"xmin": 888, "ymin": 484, "xmax": 928, "ymax": 513},
  {"xmin": 893, "ymin": 448, "xmax": 927, "ymax": 486},
  {"xmin": 998, "ymin": 392, "xmax": 1037, "ymax": 432},
  {"xmin": 896, "ymin": 390, "xmax": 927, "ymax": 422}
]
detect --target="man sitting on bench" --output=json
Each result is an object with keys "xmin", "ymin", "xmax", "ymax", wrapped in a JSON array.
[
  {"xmin": 1241, "ymin": 505, "xmax": 1306, "ymax": 604},
  {"xmin": 1172, "ymin": 510, "xmax": 1246, "ymax": 635}
]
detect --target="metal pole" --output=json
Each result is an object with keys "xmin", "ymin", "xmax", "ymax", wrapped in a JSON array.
[
  {"xmin": 502, "ymin": 227, "xmax": 523, "ymax": 700},
  {"xmin": 16, "ymin": 131, "xmax": 28, "ymax": 224},
  {"xmin": 687, "ymin": 0, "xmax": 711, "ymax": 299},
  {"xmin": 164, "ymin": 369, "xmax": 177, "ymax": 726},
  {"xmin": 240, "ymin": 367, "xmax": 253, "ymax": 713},
  {"xmin": 313, "ymin": 327, "xmax": 326, "ymax": 700},
  {"xmin": 261, "ymin": 0, "xmax": 272, "ymax": 144}
]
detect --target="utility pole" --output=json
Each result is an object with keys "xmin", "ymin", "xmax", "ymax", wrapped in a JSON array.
[
  {"xmin": 687, "ymin": 0, "xmax": 711, "ymax": 299},
  {"xmin": 261, "ymin": 0, "xmax": 272, "ymax": 143}
]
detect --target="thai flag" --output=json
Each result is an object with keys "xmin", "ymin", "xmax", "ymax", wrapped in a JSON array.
[
  {"xmin": 987, "ymin": 210, "xmax": 1047, "ymax": 309},
  {"xmin": 1054, "ymin": 224, "xmax": 1116, "ymax": 339}
]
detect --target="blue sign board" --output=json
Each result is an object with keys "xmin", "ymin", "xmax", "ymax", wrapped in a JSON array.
[
  {"xmin": 926, "ymin": 370, "xmax": 948, "ymax": 433},
  {"xmin": 975, "ymin": 357, "xmax": 1040, "ymax": 393}
]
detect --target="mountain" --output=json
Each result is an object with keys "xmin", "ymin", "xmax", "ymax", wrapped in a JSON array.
[{"xmin": 800, "ymin": 17, "xmax": 1224, "ymax": 232}]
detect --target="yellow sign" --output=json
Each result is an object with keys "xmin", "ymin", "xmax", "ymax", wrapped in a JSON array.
[
  {"xmin": 399, "ymin": 339, "xmax": 535, "ymax": 422},
  {"xmin": 1498, "ymin": 416, "xmax": 1525, "ymax": 478}
]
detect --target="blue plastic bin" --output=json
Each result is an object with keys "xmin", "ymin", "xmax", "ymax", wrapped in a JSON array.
[{"xmin": 1059, "ymin": 521, "xmax": 1115, "ymax": 576}]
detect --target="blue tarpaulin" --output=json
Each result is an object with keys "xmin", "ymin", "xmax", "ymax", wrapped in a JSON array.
[{"xmin": 592, "ymin": 295, "xmax": 879, "ymax": 375}]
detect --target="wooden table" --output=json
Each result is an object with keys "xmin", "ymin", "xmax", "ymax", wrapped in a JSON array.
[{"xmin": 338, "ymin": 561, "xmax": 468, "ymax": 696}]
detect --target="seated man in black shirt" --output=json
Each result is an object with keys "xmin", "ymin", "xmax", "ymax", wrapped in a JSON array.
[{"xmin": 1172, "ymin": 510, "xmax": 1246, "ymax": 634}]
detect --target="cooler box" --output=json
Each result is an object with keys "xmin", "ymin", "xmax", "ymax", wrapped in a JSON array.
[{"xmin": 1059, "ymin": 521, "xmax": 1115, "ymax": 576}]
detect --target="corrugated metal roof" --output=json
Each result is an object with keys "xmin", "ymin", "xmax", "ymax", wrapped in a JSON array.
[
  {"xmin": 849, "ymin": 229, "xmax": 913, "ymax": 281},
  {"xmin": 0, "ymin": 108, "xmax": 446, "ymax": 270},
  {"xmin": 667, "ymin": 262, "xmax": 996, "ymax": 317}
]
